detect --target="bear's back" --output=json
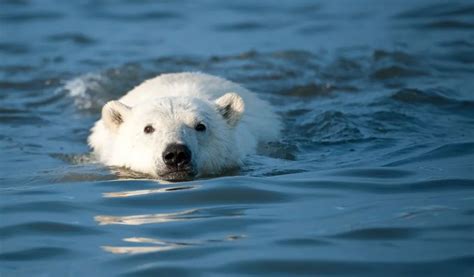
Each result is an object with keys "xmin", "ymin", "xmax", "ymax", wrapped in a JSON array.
[{"xmin": 119, "ymin": 72, "xmax": 246, "ymax": 105}]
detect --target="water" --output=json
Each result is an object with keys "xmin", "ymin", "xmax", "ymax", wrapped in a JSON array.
[{"xmin": 1, "ymin": 0, "xmax": 474, "ymax": 276}]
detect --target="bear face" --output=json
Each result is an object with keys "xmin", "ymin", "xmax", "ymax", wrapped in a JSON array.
[{"xmin": 99, "ymin": 93, "xmax": 244, "ymax": 181}]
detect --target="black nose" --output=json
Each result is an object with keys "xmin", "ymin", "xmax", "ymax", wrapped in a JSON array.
[{"xmin": 162, "ymin": 144, "xmax": 192, "ymax": 168}]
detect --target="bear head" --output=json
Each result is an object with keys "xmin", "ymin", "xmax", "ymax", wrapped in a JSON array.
[{"xmin": 100, "ymin": 93, "xmax": 245, "ymax": 181}]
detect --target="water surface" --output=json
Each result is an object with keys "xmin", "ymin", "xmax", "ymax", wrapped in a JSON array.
[{"xmin": 1, "ymin": 0, "xmax": 474, "ymax": 276}]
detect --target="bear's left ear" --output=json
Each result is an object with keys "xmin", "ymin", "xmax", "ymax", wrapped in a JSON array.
[{"xmin": 215, "ymin": 92, "xmax": 245, "ymax": 126}]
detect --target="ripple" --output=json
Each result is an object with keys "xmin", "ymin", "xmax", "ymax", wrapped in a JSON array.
[
  {"xmin": 6, "ymin": 189, "xmax": 57, "ymax": 196},
  {"xmin": 102, "ymin": 185, "xmax": 197, "ymax": 198},
  {"xmin": 439, "ymin": 39, "xmax": 474, "ymax": 48},
  {"xmin": 102, "ymin": 235, "xmax": 245, "ymax": 257},
  {"xmin": 0, "ymin": 64, "xmax": 36, "ymax": 75},
  {"xmin": 62, "ymin": 69, "xmax": 148, "ymax": 112},
  {"xmin": 0, "ymin": 42, "xmax": 29, "ymax": 55},
  {"xmin": 390, "ymin": 88, "xmax": 474, "ymax": 113},
  {"xmin": 102, "ymin": 237, "xmax": 187, "ymax": 255},
  {"xmin": 297, "ymin": 111, "xmax": 365, "ymax": 143},
  {"xmin": 0, "ymin": 11, "xmax": 63, "ymax": 22},
  {"xmin": 121, "ymin": 266, "xmax": 197, "ymax": 277},
  {"xmin": 218, "ymin": 259, "xmax": 369, "ymax": 275},
  {"xmin": 396, "ymin": 205, "xmax": 457, "ymax": 219},
  {"xmin": 96, "ymin": 209, "xmax": 198, "ymax": 226},
  {"xmin": 96, "ymin": 206, "xmax": 245, "ymax": 226},
  {"xmin": 0, "ymin": 222, "xmax": 105, "ymax": 238},
  {"xmin": 0, "ymin": 78, "xmax": 54, "ymax": 91},
  {"xmin": 419, "ymin": 20, "xmax": 474, "ymax": 30},
  {"xmin": 276, "ymin": 238, "xmax": 333, "ymax": 247},
  {"xmin": 386, "ymin": 142, "xmax": 474, "ymax": 166},
  {"xmin": 52, "ymin": 173, "xmax": 116, "ymax": 183},
  {"xmin": 332, "ymin": 168, "xmax": 415, "ymax": 179},
  {"xmin": 0, "ymin": 114, "xmax": 48, "ymax": 125},
  {"xmin": 144, "ymin": 217, "xmax": 271, "ymax": 240},
  {"xmin": 373, "ymin": 50, "xmax": 416, "ymax": 64},
  {"xmin": 281, "ymin": 82, "xmax": 357, "ymax": 98},
  {"xmin": 0, "ymin": 200, "xmax": 84, "ymax": 213},
  {"xmin": 100, "ymin": 182, "xmax": 290, "ymax": 208},
  {"xmin": 330, "ymin": 227, "xmax": 419, "ymax": 240},
  {"xmin": 49, "ymin": 153, "xmax": 95, "ymax": 165},
  {"xmin": 94, "ymin": 11, "xmax": 181, "ymax": 21},
  {"xmin": 298, "ymin": 24, "xmax": 335, "ymax": 34},
  {"xmin": 395, "ymin": 3, "xmax": 474, "ymax": 19},
  {"xmin": 371, "ymin": 65, "xmax": 427, "ymax": 80},
  {"xmin": 47, "ymin": 33, "xmax": 97, "ymax": 45},
  {"xmin": 215, "ymin": 21, "xmax": 268, "ymax": 32},
  {"xmin": 272, "ymin": 178, "xmax": 474, "ymax": 194},
  {"xmin": 217, "ymin": 256, "xmax": 474, "ymax": 276},
  {"xmin": 0, "ymin": 247, "xmax": 72, "ymax": 261},
  {"xmin": 25, "ymin": 91, "xmax": 67, "ymax": 108}
]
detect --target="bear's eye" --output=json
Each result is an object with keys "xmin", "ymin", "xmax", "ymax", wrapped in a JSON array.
[
  {"xmin": 195, "ymin": 123, "xmax": 206, "ymax": 132},
  {"xmin": 144, "ymin": 125, "xmax": 155, "ymax": 134}
]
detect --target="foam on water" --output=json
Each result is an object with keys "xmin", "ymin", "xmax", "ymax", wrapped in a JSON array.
[{"xmin": 63, "ymin": 73, "xmax": 104, "ymax": 110}]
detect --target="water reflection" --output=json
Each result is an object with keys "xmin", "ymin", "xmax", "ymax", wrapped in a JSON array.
[
  {"xmin": 102, "ymin": 237, "xmax": 186, "ymax": 254},
  {"xmin": 396, "ymin": 205, "xmax": 456, "ymax": 219},
  {"xmin": 102, "ymin": 235, "xmax": 246, "ymax": 255},
  {"xmin": 95, "ymin": 181, "xmax": 249, "ymax": 256},
  {"xmin": 95, "ymin": 209, "xmax": 198, "ymax": 225},
  {"xmin": 103, "ymin": 185, "xmax": 197, "ymax": 198}
]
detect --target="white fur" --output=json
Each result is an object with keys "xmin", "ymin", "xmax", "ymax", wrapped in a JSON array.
[{"xmin": 88, "ymin": 72, "xmax": 281, "ymax": 179}]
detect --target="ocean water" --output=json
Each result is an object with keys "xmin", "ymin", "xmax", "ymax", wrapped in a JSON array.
[{"xmin": 1, "ymin": 0, "xmax": 474, "ymax": 276}]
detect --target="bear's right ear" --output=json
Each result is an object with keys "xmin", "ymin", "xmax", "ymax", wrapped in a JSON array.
[{"xmin": 102, "ymin": 101, "xmax": 131, "ymax": 132}]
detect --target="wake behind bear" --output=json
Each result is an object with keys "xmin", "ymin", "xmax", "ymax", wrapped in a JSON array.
[{"xmin": 88, "ymin": 72, "xmax": 281, "ymax": 181}]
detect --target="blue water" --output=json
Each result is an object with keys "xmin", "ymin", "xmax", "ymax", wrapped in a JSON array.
[{"xmin": 1, "ymin": 0, "xmax": 474, "ymax": 276}]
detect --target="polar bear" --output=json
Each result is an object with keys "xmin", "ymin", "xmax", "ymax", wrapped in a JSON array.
[{"xmin": 88, "ymin": 72, "xmax": 281, "ymax": 181}]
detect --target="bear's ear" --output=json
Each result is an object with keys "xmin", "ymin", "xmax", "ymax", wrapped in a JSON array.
[
  {"xmin": 215, "ymin": 92, "xmax": 245, "ymax": 126},
  {"xmin": 102, "ymin": 101, "xmax": 131, "ymax": 132}
]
